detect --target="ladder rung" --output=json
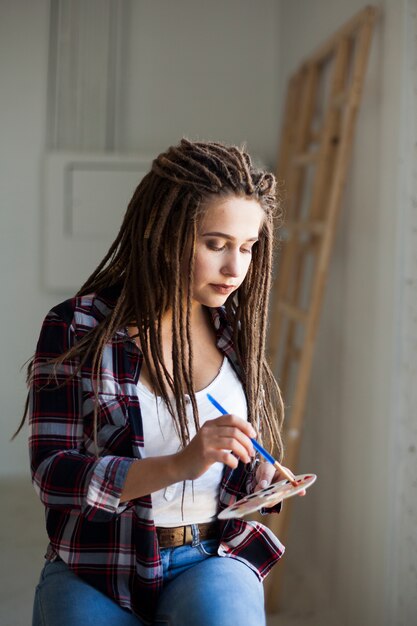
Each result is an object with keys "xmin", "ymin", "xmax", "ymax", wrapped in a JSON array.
[
  {"xmin": 285, "ymin": 220, "xmax": 325, "ymax": 235},
  {"xmin": 293, "ymin": 150, "xmax": 319, "ymax": 166},
  {"xmin": 277, "ymin": 301, "xmax": 308, "ymax": 323}
]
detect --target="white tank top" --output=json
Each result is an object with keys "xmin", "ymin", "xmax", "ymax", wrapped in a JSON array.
[{"xmin": 137, "ymin": 357, "xmax": 248, "ymax": 526}]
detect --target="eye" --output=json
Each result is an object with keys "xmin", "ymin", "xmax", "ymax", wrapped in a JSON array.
[
  {"xmin": 207, "ymin": 240, "xmax": 226, "ymax": 252},
  {"xmin": 241, "ymin": 242, "xmax": 257, "ymax": 254}
]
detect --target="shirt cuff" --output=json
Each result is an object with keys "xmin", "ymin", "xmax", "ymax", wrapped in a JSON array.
[{"xmin": 83, "ymin": 456, "xmax": 136, "ymax": 521}]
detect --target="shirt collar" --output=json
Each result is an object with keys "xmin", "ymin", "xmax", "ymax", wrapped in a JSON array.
[{"xmin": 88, "ymin": 288, "xmax": 231, "ymax": 347}]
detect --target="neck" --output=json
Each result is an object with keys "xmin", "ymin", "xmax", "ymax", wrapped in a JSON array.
[
  {"xmin": 160, "ymin": 302, "xmax": 208, "ymax": 336},
  {"xmin": 127, "ymin": 303, "xmax": 208, "ymax": 341}
]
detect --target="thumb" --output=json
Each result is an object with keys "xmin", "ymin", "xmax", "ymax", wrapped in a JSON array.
[{"xmin": 255, "ymin": 462, "xmax": 276, "ymax": 492}]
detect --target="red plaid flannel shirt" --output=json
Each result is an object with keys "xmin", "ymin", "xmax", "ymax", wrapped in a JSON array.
[{"xmin": 29, "ymin": 286, "xmax": 284, "ymax": 624}]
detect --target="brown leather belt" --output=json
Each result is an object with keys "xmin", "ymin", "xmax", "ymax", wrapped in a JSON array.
[{"xmin": 156, "ymin": 522, "xmax": 219, "ymax": 548}]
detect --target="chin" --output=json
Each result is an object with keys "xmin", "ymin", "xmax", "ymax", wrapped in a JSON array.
[
  {"xmin": 192, "ymin": 285, "xmax": 238, "ymax": 308},
  {"xmin": 196, "ymin": 293, "xmax": 233, "ymax": 308}
]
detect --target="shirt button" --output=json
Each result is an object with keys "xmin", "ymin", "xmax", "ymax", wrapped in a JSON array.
[{"xmin": 185, "ymin": 395, "xmax": 191, "ymax": 405}]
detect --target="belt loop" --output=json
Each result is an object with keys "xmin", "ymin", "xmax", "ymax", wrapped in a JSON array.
[{"xmin": 191, "ymin": 523, "xmax": 200, "ymax": 547}]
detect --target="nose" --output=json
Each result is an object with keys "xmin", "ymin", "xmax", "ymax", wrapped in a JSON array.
[{"xmin": 221, "ymin": 250, "xmax": 240, "ymax": 278}]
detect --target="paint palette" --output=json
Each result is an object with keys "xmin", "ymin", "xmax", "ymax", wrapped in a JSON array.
[{"xmin": 217, "ymin": 473, "xmax": 317, "ymax": 519}]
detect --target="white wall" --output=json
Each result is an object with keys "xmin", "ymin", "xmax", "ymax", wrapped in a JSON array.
[
  {"xmin": 121, "ymin": 1, "xmax": 282, "ymax": 166},
  {"xmin": 276, "ymin": 1, "xmax": 413, "ymax": 625},
  {"xmin": 0, "ymin": 0, "xmax": 63, "ymax": 477},
  {"xmin": 0, "ymin": 0, "xmax": 281, "ymax": 476}
]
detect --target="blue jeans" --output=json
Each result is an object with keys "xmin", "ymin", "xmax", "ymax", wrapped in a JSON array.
[{"xmin": 32, "ymin": 539, "xmax": 265, "ymax": 626}]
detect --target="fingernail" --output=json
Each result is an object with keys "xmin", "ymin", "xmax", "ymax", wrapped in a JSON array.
[{"xmin": 259, "ymin": 479, "xmax": 269, "ymax": 489}]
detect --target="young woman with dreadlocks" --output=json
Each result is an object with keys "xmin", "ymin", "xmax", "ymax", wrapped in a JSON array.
[{"xmin": 22, "ymin": 138, "xmax": 300, "ymax": 626}]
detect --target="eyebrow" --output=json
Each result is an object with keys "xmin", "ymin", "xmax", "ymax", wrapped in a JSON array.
[{"xmin": 201, "ymin": 231, "xmax": 259, "ymax": 242}]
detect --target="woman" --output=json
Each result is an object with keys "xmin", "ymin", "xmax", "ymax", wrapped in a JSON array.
[{"xmin": 22, "ymin": 139, "xmax": 296, "ymax": 625}]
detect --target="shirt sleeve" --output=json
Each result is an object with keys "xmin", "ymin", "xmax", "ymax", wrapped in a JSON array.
[{"xmin": 28, "ymin": 307, "xmax": 136, "ymax": 522}]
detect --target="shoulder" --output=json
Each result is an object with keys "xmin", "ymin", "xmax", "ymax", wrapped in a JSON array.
[{"xmin": 40, "ymin": 286, "xmax": 119, "ymax": 339}]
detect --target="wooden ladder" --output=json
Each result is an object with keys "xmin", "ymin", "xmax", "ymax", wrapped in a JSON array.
[{"xmin": 264, "ymin": 6, "xmax": 378, "ymax": 611}]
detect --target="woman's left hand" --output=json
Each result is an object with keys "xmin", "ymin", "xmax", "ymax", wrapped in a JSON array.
[{"xmin": 254, "ymin": 461, "xmax": 306, "ymax": 501}]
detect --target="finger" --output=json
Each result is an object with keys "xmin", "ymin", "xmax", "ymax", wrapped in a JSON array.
[
  {"xmin": 214, "ymin": 426, "xmax": 255, "ymax": 458},
  {"xmin": 201, "ymin": 422, "xmax": 255, "ymax": 462},
  {"xmin": 215, "ymin": 450, "xmax": 239, "ymax": 470},
  {"xmin": 214, "ymin": 436, "xmax": 253, "ymax": 464},
  {"xmin": 255, "ymin": 462, "xmax": 276, "ymax": 491},
  {"xmin": 209, "ymin": 414, "xmax": 256, "ymax": 439}
]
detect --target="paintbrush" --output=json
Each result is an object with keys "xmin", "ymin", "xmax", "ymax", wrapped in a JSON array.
[{"xmin": 206, "ymin": 393, "xmax": 298, "ymax": 487}]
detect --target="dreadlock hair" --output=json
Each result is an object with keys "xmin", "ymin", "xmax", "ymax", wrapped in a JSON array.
[{"xmin": 16, "ymin": 138, "xmax": 284, "ymax": 459}]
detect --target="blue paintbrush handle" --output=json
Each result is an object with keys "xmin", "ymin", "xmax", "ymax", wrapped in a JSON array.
[
  {"xmin": 206, "ymin": 393, "xmax": 228, "ymax": 416},
  {"xmin": 206, "ymin": 393, "xmax": 299, "ymax": 486},
  {"xmin": 250, "ymin": 438, "xmax": 276, "ymax": 465},
  {"xmin": 206, "ymin": 393, "xmax": 277, "ymax": 465}
]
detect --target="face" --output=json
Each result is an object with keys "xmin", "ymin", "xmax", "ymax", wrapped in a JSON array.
[{"xmin": 190, "ymin": 195, "xmax": 264, "ymax": 308}]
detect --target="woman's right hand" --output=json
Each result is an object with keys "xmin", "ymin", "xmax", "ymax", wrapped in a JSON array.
[{"xmin": 174, "ymin": 414, "xmax": 256, "ymax": 481}]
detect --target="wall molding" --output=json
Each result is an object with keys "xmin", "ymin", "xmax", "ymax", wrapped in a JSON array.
[
  {"xmin": 385, "ymin": 0, "xmax": 417, "ymax": 622},
  {"xmin": 47, "ymin": 0, "xmax": 128, "ymax": 151}
]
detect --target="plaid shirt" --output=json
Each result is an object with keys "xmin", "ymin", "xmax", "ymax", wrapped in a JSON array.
[{"xmin": 29, "ymin": 286, "xmax": 284, "ymax": 624}]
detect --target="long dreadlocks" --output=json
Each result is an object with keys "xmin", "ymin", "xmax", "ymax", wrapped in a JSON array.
[{"xmin": 16, "ymin": 138, "xmax": 284, "ymax": 459}]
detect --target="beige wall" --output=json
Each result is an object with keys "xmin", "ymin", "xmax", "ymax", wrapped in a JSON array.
[{"xmin": 276, "ymin": 1, "xmax": 412, "ymax": 625}]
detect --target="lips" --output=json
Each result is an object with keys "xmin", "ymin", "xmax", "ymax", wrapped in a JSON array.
[{"xmin": 210, "ymin": 284, "xmax": 237, "ymax": 295}]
